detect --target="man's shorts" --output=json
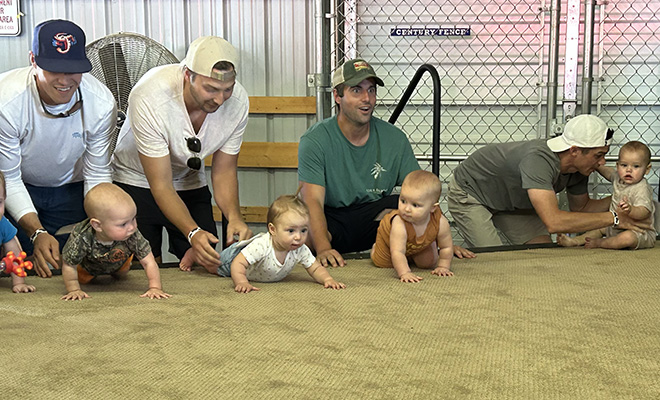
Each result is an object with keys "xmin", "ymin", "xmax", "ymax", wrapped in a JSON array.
[
  {"xmin": 115, "ymin": 183, "xmax": 216, "ymax": 259},
  {"xmin": 447, "ymin": 175, "xmax": 548, "ymax": 247},
  {"xmin": 325, "ymin": 195, "xmax": 399, "ymax": 254},
  {"xmin": 605, "ymin": 226, "xmax": 656, "ymax": 249},
  {"xmin": 9, "ymin": 182, "xmax": 86, "ymax": 254}
]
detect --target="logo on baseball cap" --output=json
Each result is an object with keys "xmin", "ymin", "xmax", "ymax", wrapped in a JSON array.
[
  {"xmin": 32, "ymin": 19, "xmax": 92, "ymax": 74},
  {"xmin": 547, "ymin": 114, "xmax": 613, "ymax": 152},
  {"xmin": 182, "ymin": 36, "xmax": 238, "ymax": 81},
  {"xmin": 332, "ymin": 59, "xmax": 385, "ymax": 88}
]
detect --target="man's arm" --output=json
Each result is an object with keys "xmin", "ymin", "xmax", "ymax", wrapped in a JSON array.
[
  {"xmin": 528, "ymin": 188, "xmax": 646, "ymax": 233},
  {"xmin": 17, "ymin": 213, "xmax": 60, "ymax": 277},
  {"xmin": 567, "ymin": 191, "xmax": 611, "ymax": 213},
  {"xmin": 596, "ymin": 165, "xmax": 615, "ymax": 183},
  {"xmin": 299, "ymin": 181, "xmax": 345, "ymax": 267},
  {"xmin": 81, "ymin": 100, "xmax": 116, "ymax": 193},
  {"xmin": 0, "ymin": 112, "xmax": 59, "ymax": 277},
  {"xmin": 138, "ymin": 153, "xmax": 220, "ymax": 270},
  {"xmin": 210, "ymin": 150, "xmax": 251, "ymax": 245}
]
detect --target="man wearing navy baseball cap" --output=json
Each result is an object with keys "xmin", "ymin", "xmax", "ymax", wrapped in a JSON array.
[
  {"xmin": 32, "ymin": 19, "xmax": 93, "ymax": 74},
  {"xmin": 0, "ymin": 19, "xmax": 117, "ymax": 277}
]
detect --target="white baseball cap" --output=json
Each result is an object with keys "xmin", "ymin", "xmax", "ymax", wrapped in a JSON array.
[
  {"xmin": 547, "ymin": 114, "xmax": 612, "ymax": 152},
  {"xmin": 182, "ymin": 36, "xmax": 238, "ymax": 81}
]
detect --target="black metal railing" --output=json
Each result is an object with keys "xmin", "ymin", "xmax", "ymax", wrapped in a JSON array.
[{"xmin": 388, "ymin": 64, "xmax": 441, "ymax": 176}]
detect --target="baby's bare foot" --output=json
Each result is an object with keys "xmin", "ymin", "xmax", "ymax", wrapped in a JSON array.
[
  {"xmin": 557, "ymin": 233, "xmax": 579, "ymax": 247},
  {"xmin": 179, "ymin": 249, "xmax": 195, "ymax": 271},
  {"xmin": 584, "ymin": 237, "xmax": 602, "ymax": 249}
]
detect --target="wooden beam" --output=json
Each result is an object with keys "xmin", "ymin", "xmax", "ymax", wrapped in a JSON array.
[
  {"xmin": 213, "ymin": 205, "xmax": 269, "ymax": 224},
  {"xmin": 248, "ymin": 96, "xmax": 316, "ymax": 114},
  {"xmin": 205, "ymin": 142, "xmax": 299, "ymax": 168}
]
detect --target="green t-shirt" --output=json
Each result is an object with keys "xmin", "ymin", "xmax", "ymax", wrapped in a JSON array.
[{"xmin": 298, "ymin": 116, "xmax": 420, "ymax": 208}]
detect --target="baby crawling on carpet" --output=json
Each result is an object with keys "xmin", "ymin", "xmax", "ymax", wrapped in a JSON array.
[
  {"xmin": 60, "ymin": 183, "xmax": 171, "ymax": 300},
  {"xmin": 180, "ymin": 193, "xmax": 345, "ymax": 293}
]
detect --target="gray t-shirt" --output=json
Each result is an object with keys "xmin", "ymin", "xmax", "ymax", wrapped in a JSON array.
[{"xmin": 453, "ymin": 139, "xmax": 588, "ymax": 211}]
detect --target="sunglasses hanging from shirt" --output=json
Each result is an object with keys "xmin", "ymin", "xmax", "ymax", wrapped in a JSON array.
[
  {"xmin": 40, "ymin": 88, "xmax": 83, "ymax": 118},
  {"xmin": 186, "ymin": 137, "xmax": 202, "ymax": 170}
]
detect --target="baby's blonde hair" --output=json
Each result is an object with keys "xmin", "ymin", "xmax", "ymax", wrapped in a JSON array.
[
  {"xmin": 619, "ymin": 141, "xmax": 651, "ymax": 166},
  {"xmin": 267, "ymin": 194, "xmax": 310, "ymax": 226},
  {"xmin": 402, "ymin": 170, "xmax": 442, "ymax": 202},
  {"xmin": 84, "ymin": 183, "xmax": 135, "ymax": 220}
]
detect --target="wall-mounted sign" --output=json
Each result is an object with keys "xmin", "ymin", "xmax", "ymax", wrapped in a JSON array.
[
  {"xmin": 0, "ymin": 0, "xmax": 21, "ymax": 36},
  {"xmin": 390, "ymin": 27, "xmax": 471, "ymax": 37}
]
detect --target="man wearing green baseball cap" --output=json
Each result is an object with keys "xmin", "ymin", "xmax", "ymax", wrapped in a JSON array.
[{"xmin": 298, "ymin": 59, "xmax": 474, "ymax": 267}]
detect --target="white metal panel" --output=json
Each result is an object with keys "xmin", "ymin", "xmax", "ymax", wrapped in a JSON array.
[{"xmin": 0, "ymin": 0, "xmax": 315, "ymax": 262}]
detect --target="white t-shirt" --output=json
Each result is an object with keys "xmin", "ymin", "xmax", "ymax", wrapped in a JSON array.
[
  {"xmin": 240, "ymin": 232, "xmax": 317, "ymax": 283},
  {"xmin": 111, "ymin": 64, "xmax": 249, "ymax": 190},
  {"xmin": 0, "ymin": 66, "xmax": 116, "ymax": 221}
]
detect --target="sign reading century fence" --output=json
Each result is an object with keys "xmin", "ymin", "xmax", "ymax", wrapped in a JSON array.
[
  {"xmin": 0, "ymin": 0, "xmax": 21, "ymax": 36},
  {"xmin": 390, "ymin": 27, "xmax": 471, "ymax": 37}
]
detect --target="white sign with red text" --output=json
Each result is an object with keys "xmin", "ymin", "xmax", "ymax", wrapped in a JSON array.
[{"xmin": 0, "ymin": 0, "xmax": 21, "ymax": 36}]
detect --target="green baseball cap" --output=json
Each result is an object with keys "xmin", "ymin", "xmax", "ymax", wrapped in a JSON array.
[{"xmin": 332, "ymin": 59, "xmax": 385, "ymax": 88}]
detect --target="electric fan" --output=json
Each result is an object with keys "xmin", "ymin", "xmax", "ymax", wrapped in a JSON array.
[{"xmin": 85, "ymin": 32, "xmax": 179, "ymax": 148}]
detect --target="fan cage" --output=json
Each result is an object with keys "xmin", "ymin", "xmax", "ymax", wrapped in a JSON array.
[{"xmin": 86, "ymin": 32, "xmax": 180, "ymax": 151}]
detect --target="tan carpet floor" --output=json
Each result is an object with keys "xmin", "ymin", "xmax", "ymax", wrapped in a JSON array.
[{"xmin": 2, "ymin": 245, "xmax": 660, "ymax": 399}]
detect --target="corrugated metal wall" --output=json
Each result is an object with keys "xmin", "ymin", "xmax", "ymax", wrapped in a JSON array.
[{"xmin": 0, "ymin": 0, "xmax": 315, "ymax": 260}]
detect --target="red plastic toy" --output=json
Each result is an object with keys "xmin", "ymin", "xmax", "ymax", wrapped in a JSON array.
[{"xmin": 0, "ymin": 251, "xmax": 34, "ymax": 278}]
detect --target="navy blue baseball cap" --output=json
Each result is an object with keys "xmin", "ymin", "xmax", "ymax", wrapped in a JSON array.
[{"xmin": 32, "ymin": 19, "xmax": 92, "ymax": 73}]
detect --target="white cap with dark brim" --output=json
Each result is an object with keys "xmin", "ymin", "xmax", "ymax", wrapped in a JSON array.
[
  {"xmin": 547, "ymin": 114, "xmax": 612, "ymax": 152},
  {"xmin": 182, "ymin": 36, "xmax": 238, "ymax": 81}
]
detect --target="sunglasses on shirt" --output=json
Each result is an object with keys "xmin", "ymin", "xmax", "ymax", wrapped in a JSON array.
[
  {"xmin": 40, "ymin": 88, "xmax": 83, "ymax": 118},
  {"xmin": 187, "ymin": 137, "xmax": 202, "ymax": 170}
]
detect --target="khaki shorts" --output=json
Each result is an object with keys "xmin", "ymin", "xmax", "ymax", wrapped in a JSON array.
[
  {"xmin": 605, "ymin": 226, "xmax": 656, "ymax": 249},
  {"xmin": 447, "ymin": 175, "xmax": 549, "ymax": 247}
]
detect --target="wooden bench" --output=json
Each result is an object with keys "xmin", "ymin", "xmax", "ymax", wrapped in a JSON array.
[{"xmin": 209, "ymin": 96, "xmax": 315, "ymax": 227}]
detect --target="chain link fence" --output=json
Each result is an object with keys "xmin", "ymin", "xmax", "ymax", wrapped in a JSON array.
[
  {"xmin": 328, "ymin": 0, "xmax": 660, "ymax": 245},
  {"xmin": 590, "ymin": 1, "xmax": 660, "ymax": 196}
]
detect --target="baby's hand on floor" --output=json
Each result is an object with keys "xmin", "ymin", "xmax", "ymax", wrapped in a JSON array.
[
  {"xmin": 12, "ymin": 283, "xmax": 36, "ymax": 293},
  {"xmin": 399, "ymin": 272, "xmax": 423, "ymax": 283},
  {"xmin": 235, "ymin": 282, "xmax": 260, "ymax": 293},
  {"xmin": 61, "ymin": 290, "xmax": 90, "ymax": 301},
  {"xmin": 140, "ymin": 288, "xmax": 172, "ymax": 299},
  {"xmin": 323, "ymin": 278, "xmax": 346, "ymax": 289},
  {"xmin": 431, "ymin": 267, "xmax": 454, "ymax": 277}
]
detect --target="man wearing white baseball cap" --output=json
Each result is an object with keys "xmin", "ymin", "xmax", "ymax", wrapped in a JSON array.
[
  {"xmin": 0, "ymin": 19, "xmax": 116, "ymax": 277},
  {"xmin": 112, "ymin": 36, "xmax": 252, "ymax": 273},
  {"xmin": 447, "ymin": 114, "xmax": 650, "ymax": 248}
]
